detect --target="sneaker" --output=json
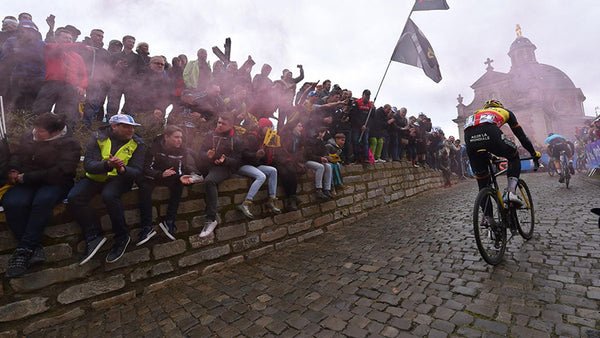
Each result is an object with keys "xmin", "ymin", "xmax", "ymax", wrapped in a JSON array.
[
  {"xmin": 200, "ymin": 219, "xmax": 218, "ymax": 238},
  {"xmin": 80, "ymin": 236, "xmax": 107, "ymax": 266},
  {"xmin": 237, "ymin": 200, "xmax": 255, "ymax": 219},
  {"xmin": 106, "ymin": 236, "xmax": 130, "ymax": 263},
  {"xmin": 286, "ymin": 196, "xmax": 298, "ymax": 211},
  {"xmin": 29, "ymin": 246, "xmax": 46, "ymax": 266},
  {"xmin": 558, "ymin": 174, "xmax": 565, "ymax": 183},
  {"xmin": 316, "ymin": 188, "xmax": 328, "ymax": 200},
  {"xmin": 266, "ymin": 197, "xmax": 282, "ymax": 214},
  {"xmin": 5, "ymin": 248, "xmax": 33, "ymax": 279},
  {"xmin": 158, "ymin": 220, "xmax": 176, "ymax": 241},
  {"xmin": 505, "ymin": 192, "xmax": 523, "ymax": 207},
  {"xmin": 136, "ymin": 227, "xmax": 157, "ymax": 246},
  {"xmin": 323, "ymin": 190, "xmax": 334, "ymax": 199}
]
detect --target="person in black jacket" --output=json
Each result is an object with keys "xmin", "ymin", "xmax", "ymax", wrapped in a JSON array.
[
  {"xmin": 136, "ymin": 125, "xmax": 201, "ymax": 245},
  {"xmin": 196, "ymin": 113, "xmax": 244, "ymax": 238},
  {"xmin": 3, "ymin": 113, "xmax": 80, "ymax": 278},
  {"xmin": 68, "ymin": 114, "xmax": 145, "ymax": 266},
  {"xmin": 81, "ymin": 29, "xmax": 112, "ymax": 127},
  {"xmin": 370, "ymin": 105, "xmax": 392, "ymax": 162},
  {"xmin": 305, "ymin": 126, "xmax": 333, "ymax": 200}
]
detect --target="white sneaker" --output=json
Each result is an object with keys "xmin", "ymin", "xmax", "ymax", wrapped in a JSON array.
[
  {"xmin": 200, "ymin": 219, "xmax": 217, "ymax": 238},
  {"xmin": 505, "ymin": 192, "xmax": 523, "ymax": 207}
]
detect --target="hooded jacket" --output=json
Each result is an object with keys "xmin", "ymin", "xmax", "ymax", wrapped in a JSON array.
[
  {"xmin": 8, "ymin": 127, "xmax": 81, "ymax": 186},
  {"xmin": 143, "ymin": 134, "xmax": 198, "ymax": 182},
  {"xmin": 198, "ymin": 128, "xmax": 244, "ymax": 173}
]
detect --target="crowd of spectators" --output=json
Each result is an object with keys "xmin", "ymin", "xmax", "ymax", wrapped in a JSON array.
[{"xmin": 0, "ymin": 12, "xmax": 461, "ymax": 278}]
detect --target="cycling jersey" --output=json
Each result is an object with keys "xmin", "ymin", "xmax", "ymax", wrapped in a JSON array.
[{"xmin": 464, "ymin": 107, "xmax": 519, "ymax": 130}]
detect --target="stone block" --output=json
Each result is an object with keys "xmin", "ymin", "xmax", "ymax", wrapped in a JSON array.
[
  {"xmin": 260, "ymin": 227, "xmax": 287, "ymax": 242},
  {"xmin": 319, "ymin": 200, "xmax": 336, "ymax": 212},
  {"xmin": 367, "ymin": 181, "xmax": 379, "ymax": 189},
  {"xmin": 44, "ymin": 222, "xmax": 81, "ymax": 238},
  {"xmin": 314, "ymin": 214, "xmax": 333, "ymax": 227},
  {"xmin": 336, "ymin": 196, "xmax": 354, "ymax": 207},
  {"xmin": 57, "ymin": 274, "xmax": 125, "ymax": 304},
  {"xmin": 247, "ymin": 245, "xmax": 274, "ymax": 259},
  {"xmin": 344, "ymin": 175, "xmax": 362, "ymax": 183},
  {"xmin": 189, "ymin": 233, "xmax": 215, "ymax": 248},
  {"xmin": 10, "ymin": 261, "xmax": 101, "ymax": 293},
  {"xmin": 0, "ymin": 254, "xmax": 9, "ymax": 274},
  {"xmin": 224, "ymin": 209, "xmax": 245, "ymax": 223},
  {"xmin": 327, "ymin": 221, "xmax": 343, "ymax": 231},
  {"xmin": 101, "ymin": 208, "xmax": 154, "ymax": 229},
  {"xmin": 105, "ymin": 248, "xmax": 150, "ymax": 272},
  {"xmin": 203, "ymin": 255, "xmax": 244, "ymax": 274},
  {"xmin": 0, "ymin": 297, "xmax": 49, "ymax": 322},
  {"xmin": 130, "ymin": 261, "xmax": 174, "ymax": 282},
  {"xmin": 298, "ymin": 229, "xmax": 324, "ymax": 242},
  {"xmin": 216, "ymin": 223, "xmax": 247, "ymax": 241},
  {"xmin": 354, "ymin": 192, "xmax": 366, "ymax": 202},
  {"xmin": 231, "ymin": 235, "xmax": 260, "ymax": 253},
  {"xmin": 342, "ymin": 185, "xmax": 355, "ymax": 194},
  {"xmin": 362, "ymin": 173, "xmax": 372, "ymax": 180},
  {"xmin": 288, "ymin": 219, "xmax": 313, "ymax": 235},
  {"xmin": 144, "ymin": 270, "xmax": 198, "ymax": 294},
  {"xmin": 45, "ymin": 243, "xmax": 73, "ymax": 263},
  {"xmin": 274, "ymin": 210, "xmax": 301, "ymax": 225},
  {"xmin": 175, "ymin": 199, "xmax": 206, "ymax": 214},
  {"xmin": 0, "ymin": 330, "xmax": 16, "ymax": 337},
  {"xmin": 152, "ymin": 239, "xmax": 186, "ymax": 260},
  {"xmin": 23, "ymin": 307, "xmax": 85, "ymax": 334},
  {"xmin": 301, "ymin": 205, "xmax": 319, "ymax": 217},
  {"xmin": 174, "ymin": 220, "xmax": 189, "ymax": 233},
  {"xmin": 275, "ymin": 238, "xmax": 298, "ymax": 250},
  {"xmin": 91, "ymin": 290, "xmax": 136, "ymax": 310},
  {"xmin": 355, "ymin": 183, "xmax": 366, "ymax": 191},
  {"xmin": 333, "ymin": 208, "xmax": 349, "ymax": 220},
  {"xmin": 0, "ymin": 231, "xmax": 17, "ymax": 252},
  {"xmin": 248, "ymin": 218, "xmax": 273, "ymax": 232},
  {"xmin": 178, "ymin": 245, "xmax": 231, "ymax": 267},
  {"xmin": 218, "ymin": 178, "xmax": 249, "ymax": 192}
]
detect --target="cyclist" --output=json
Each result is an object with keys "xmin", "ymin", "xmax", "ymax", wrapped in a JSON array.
[
  {"xmin": 545, "ymin": 133, "xmax": 575, "ymax": 183},
  {"xmin": 464, "ymin": 99, "xmax": 541, "ymax": 206}
]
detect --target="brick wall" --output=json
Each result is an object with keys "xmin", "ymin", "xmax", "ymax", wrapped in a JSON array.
[{"xmin": 0, "ymin": 162, "xmax": 446, "ymax": 335}]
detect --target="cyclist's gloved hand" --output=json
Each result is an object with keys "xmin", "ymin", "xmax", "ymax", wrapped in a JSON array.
[{"xmin": 531, "ymin": 151, "xmax": 541, "ymax": 159}]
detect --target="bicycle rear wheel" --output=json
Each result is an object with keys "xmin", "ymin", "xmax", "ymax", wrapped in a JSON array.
[
  {"xmin": 515, "ymin": 179, "xmax": 535, "ymax": 240},
  {"xmin": 564, "ymin": 161, "xmax": 571, "ymax": 188},
  {"xmin": 547, "ymin": 161, "xmax": 555, "ymax": 177},
  {"xmin": 473, "ymin": 187, "xmax": 506, "ymax": 265}
]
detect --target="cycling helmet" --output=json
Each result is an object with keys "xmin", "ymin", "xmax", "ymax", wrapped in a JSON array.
[{"xmin": 483, "ymin": 99, "xmax": 503, "ymax": 109}]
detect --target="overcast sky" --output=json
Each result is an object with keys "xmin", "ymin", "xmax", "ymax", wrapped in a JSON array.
[{"xmin": 6, "ymin": 0, "xmax": 600, "ymax": 138}]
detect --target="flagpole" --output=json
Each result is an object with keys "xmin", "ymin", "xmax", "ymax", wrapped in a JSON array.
[{"xmin": 373, "ymin": 59, "xmax": 392, "ymax": 104}]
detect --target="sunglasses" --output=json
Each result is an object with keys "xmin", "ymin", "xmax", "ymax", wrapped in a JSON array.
[{"xmin": 152, "ymin": 62, "xmax": 165, "ymax": 66}]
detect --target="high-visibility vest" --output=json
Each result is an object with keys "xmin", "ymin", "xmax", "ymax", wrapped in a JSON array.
[{"xmin": 85, "ymin": 138, "xmax": 138, "ymax": 182}]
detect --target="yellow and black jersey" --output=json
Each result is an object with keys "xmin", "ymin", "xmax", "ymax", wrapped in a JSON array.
[{"xmin": 463, "ymin": 107, "xmax": 519, "ymax": 130}]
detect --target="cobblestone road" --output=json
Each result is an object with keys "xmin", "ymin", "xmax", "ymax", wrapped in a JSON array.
[{"xmin": 33, "ymin": 172, "xmax": 600, "ymax": 337}]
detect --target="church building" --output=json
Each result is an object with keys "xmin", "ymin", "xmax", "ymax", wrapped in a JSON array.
[{"xmin": 454, "ymin": 26, "xmax": 590, "ymax": 147}]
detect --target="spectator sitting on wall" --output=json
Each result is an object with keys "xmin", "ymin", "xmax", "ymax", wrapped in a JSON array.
[
  {"xmin": 305, "ymin": 126, "xmax": 333, "ymax": 200},
  {"xmin": 136, "ymin": 125, "xmax": 202, "ymax": 246},
  {"xmin": 279, "ymin": 121, "xmax": 306, "ymax": 211},
  {"xmin": 3, "ymin": 113, "xmax": 81, "ymax": 278},
  {"xmin": 237, "ymin": 118, "xmax": 282, "ymax": 219},
  {"xmin": 68, "ymin": 114, "xmax": 145, "ymax": 266},
  {"xmin": 325, "ymin": 133, "xmax": 346, "ymax": 191},
  {"xmin": 196, "ymin": 113, "xmax": 244, "ymax": 238}
]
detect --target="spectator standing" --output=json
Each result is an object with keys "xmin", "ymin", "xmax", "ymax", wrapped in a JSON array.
[
  {"xmin": 196, "ymin": 114, "xmax": 244, "ymax": 238},
  {"xmin": 370, "ymin": 104, "xmax": 392, "ymax": 162},
  {"xmin": 32, "ymin": 27, "xmax": 87, "ymax": 126},
  {"xmin": 107, "ymin": 39, "xmax": 122, "ymax": 54},
  {"xmin": 106, "ymin": 35, "xmax": 138, "ymax": 117},
  {"xmin": 350, "ymin": 89, "xmax": 374, "ymax": 163},
  {"xmin": 81, "ymin": 29, "xmax": 112, "ymax": 127},
  {"xmin": 332, "ymin": 90, "xmax": 354, "ymax": 164},
  {"xmin": 392, "ymin": 107, "xmax": 410, "ymax": 161},
  {"xmin": 68, "ymin": 114, "xmax": 145, "ymax": 265},
  {"xmin": 3, "ymin": 113, "xmax": 80, "ymax": 278},
  {"xmin": 128, "ymin": 55, "xmax": 170, "ymax": 125},
  {"xmin": 0, "ymin": 16, "xmax": 18, "ymax": 51},
  {"xmin": 276, "ymin": 65, "xmax": 304, "ymax": 131},
  {"xmin": 183, "ymin": 48, "xmax": 211, "ymax": 92},
  {"xmin": 0, "ymin": 20, "xmax": 45, "ymax": 112},
  {"xmin": 135, "ymin": 42, "xmax": 150, "ymax": 72}
]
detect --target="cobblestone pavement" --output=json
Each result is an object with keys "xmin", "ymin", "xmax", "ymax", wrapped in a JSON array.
[{"xmin": 33, "ymin": 172, "xmax": 600, "ymax": 337}]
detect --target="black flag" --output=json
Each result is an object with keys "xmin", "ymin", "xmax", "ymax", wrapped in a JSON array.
[
  {"xmin": 412, "ymin": 0, "xmax": 449, "ymax": 11},
  {"xmin": 391, "ymin": 18, "xmax": 442, "ymax": 83}
]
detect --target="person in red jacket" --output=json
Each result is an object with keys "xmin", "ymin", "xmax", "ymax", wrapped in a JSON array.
[{"xmin": 32, "ymin": 27, "xmax": 87, "ymax": 126}]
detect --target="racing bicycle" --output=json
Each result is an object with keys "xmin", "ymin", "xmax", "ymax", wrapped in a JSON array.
[{"xmin": 472, "ymin": 154, "xmax": 538, "ymax": 265}]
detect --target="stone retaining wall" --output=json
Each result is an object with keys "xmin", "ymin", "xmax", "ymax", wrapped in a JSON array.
[{"xmin": 0, "ymin": 161, "xmax": 445, "ymax": 335}]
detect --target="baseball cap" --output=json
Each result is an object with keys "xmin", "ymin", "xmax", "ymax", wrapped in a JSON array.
[
  {"xmin": 307, "ymin": 91, "xmax": 318, "ymax": 97},
  {"xmin": 109, "ymin": 114, "xmax": 140, "ymax": 126}
]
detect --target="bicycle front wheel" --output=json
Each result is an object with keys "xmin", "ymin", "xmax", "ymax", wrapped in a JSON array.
[
  {"xmin": 473, "ymin": 188, "xmax": 506, "ymax": 265},
  {"xmin": 515, "ymin": 179, "xmax": 535, "ymax": 240}
]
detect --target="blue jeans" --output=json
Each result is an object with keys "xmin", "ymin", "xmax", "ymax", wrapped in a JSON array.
[
  {"xmin": 67, "ymin": 176, "xmax": 133, "ymax": 243},
  {"xmin": 237, "ymin": 165, "xmax": 278, "ymax": 200},
  {"xmin": 3, "ymin": 183, "xmax": 72, "ymax": 250},
  {"xmin": 306, "ymin": 161, "xmax": 332, "ymax": 190},
  {"xmin": 352, "ymin": 127, "xmax": 369, "ymax": 162}
]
